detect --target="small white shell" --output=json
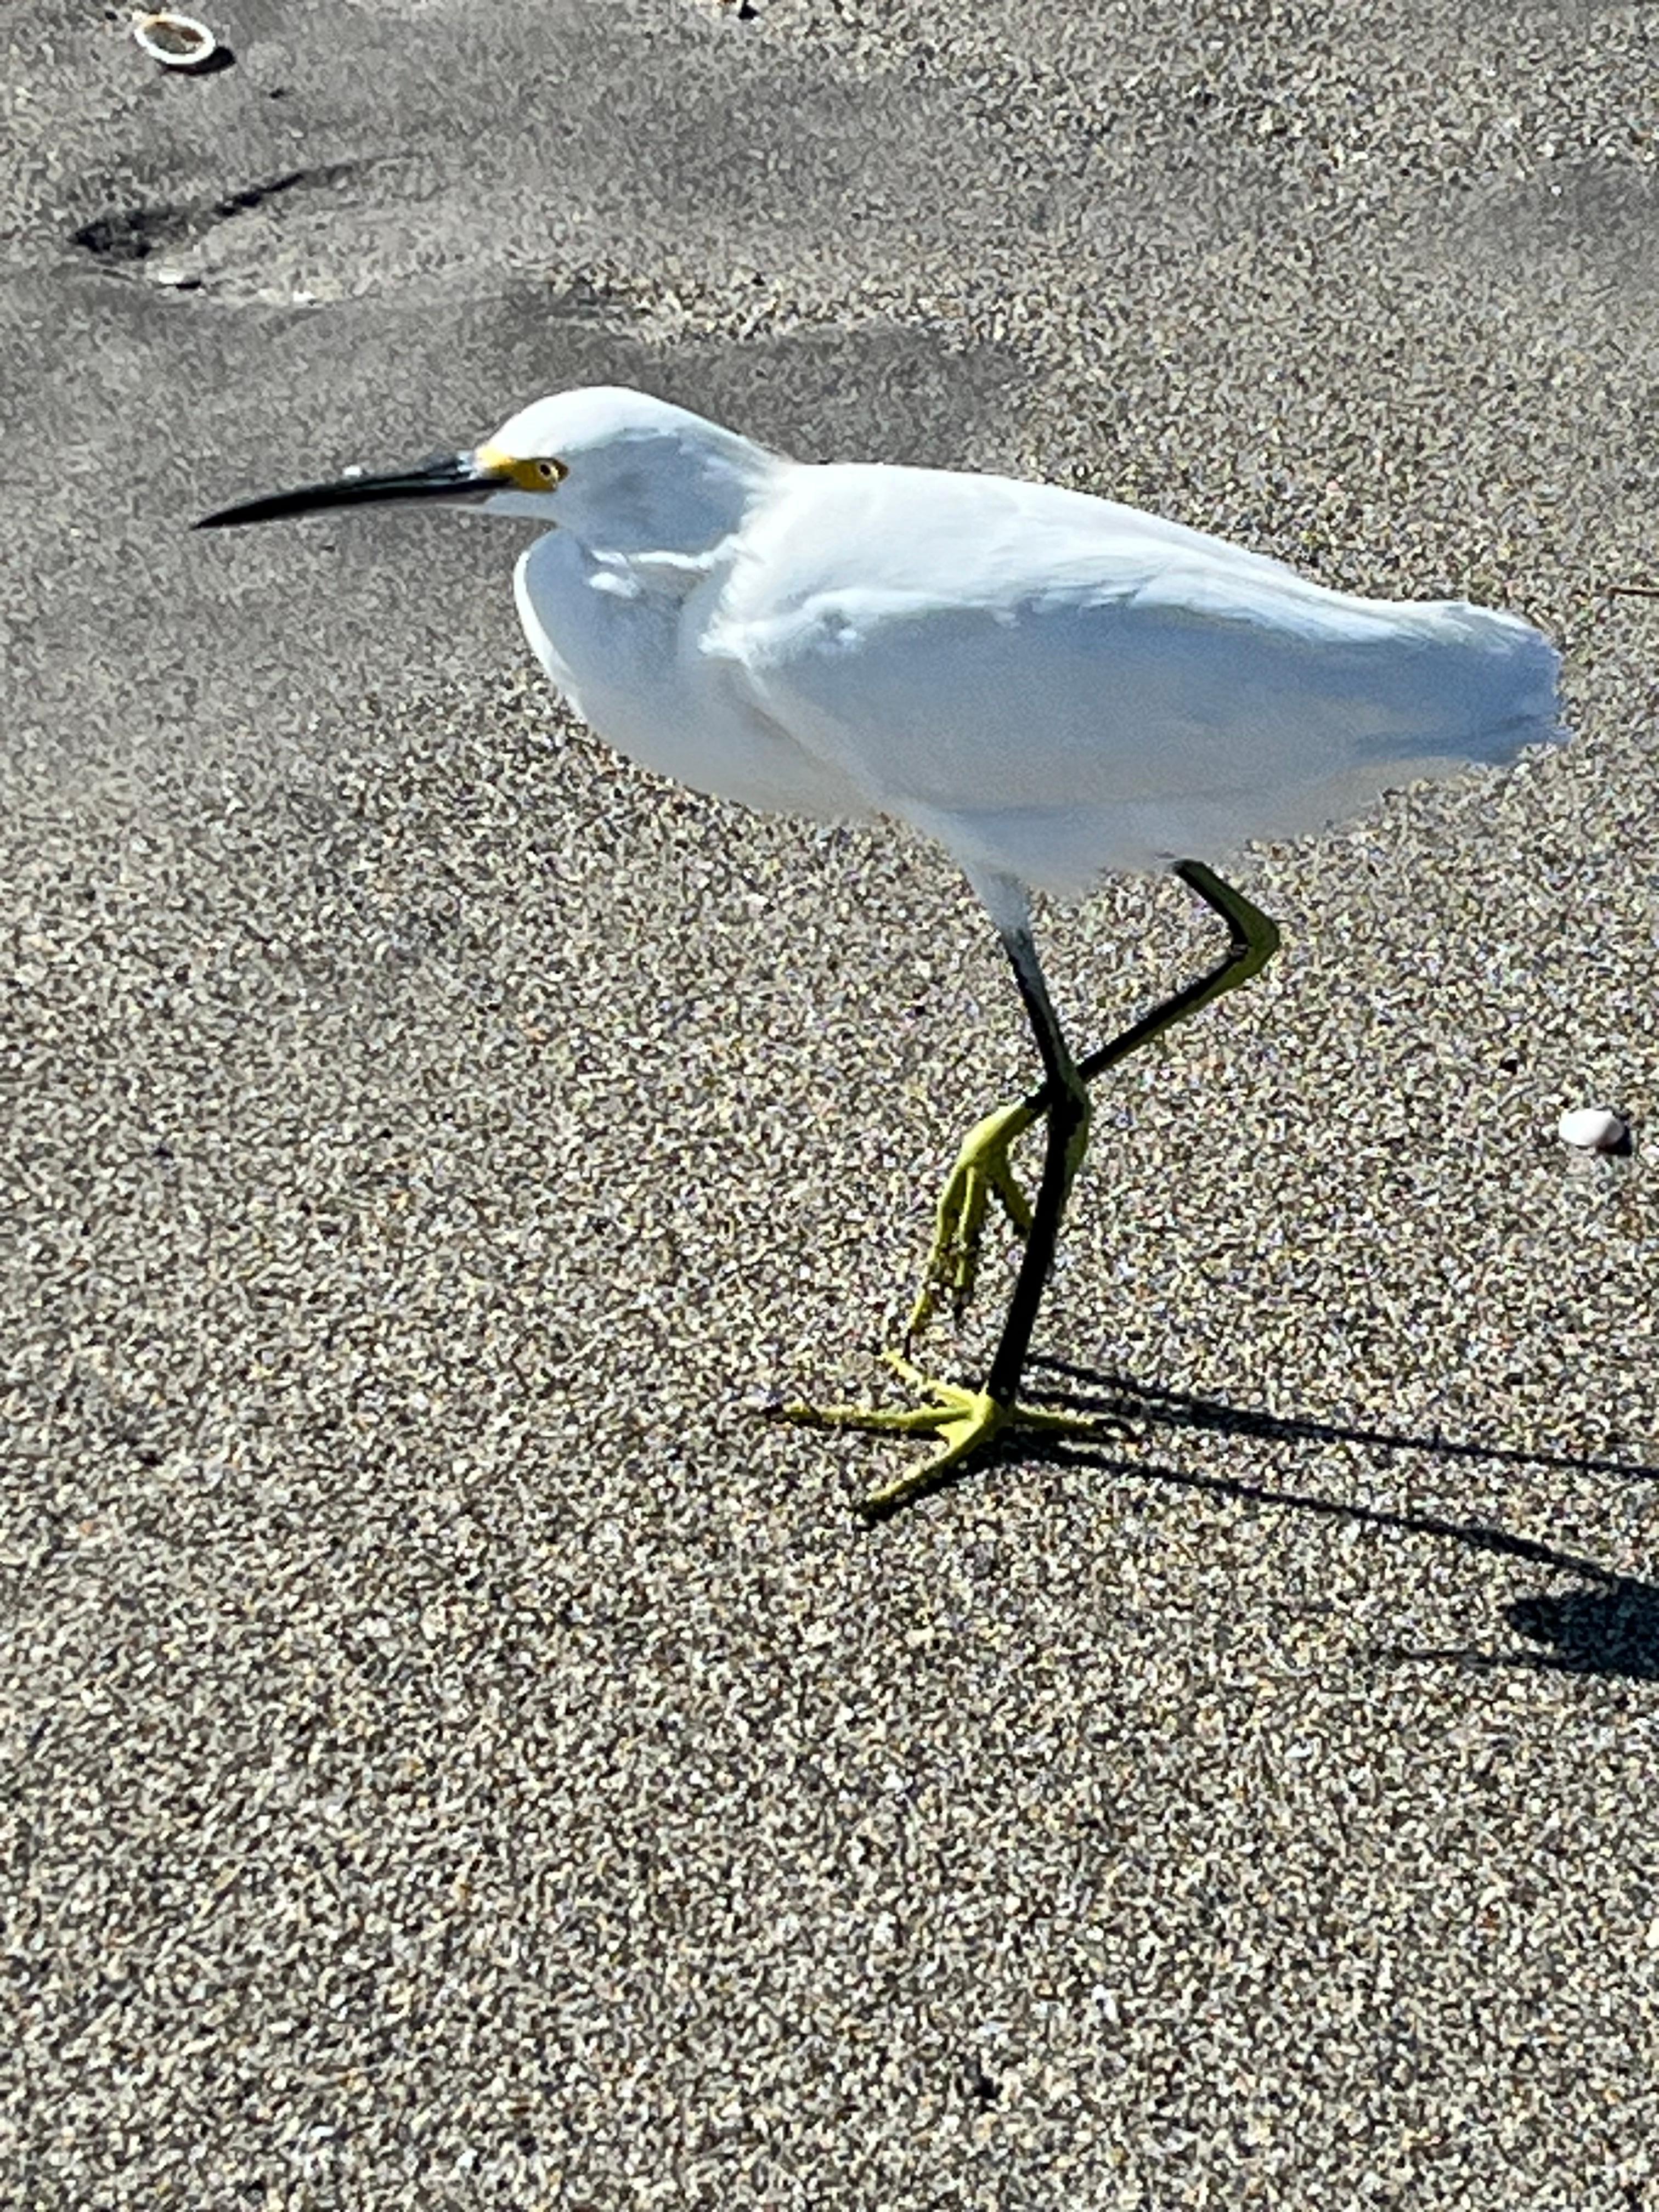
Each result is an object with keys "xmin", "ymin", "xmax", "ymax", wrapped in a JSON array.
[
  {"xmin": 1558, "ymin": 1105, "xmax": 1628, "ymax": 1153},
  {"xmin": 131, "ymin": 12, "xmax": 218, "ymax": 71}
]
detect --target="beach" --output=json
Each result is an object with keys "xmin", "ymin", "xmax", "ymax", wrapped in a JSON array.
[{"xmin": 4, "ymin": 0, "xmax": 1658, "ymax": 2199}]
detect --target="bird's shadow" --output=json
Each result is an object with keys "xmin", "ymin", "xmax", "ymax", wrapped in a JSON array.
[{"xmin": 998, "ymin": 1356, "xmax": 1659, "ymax": 1681}]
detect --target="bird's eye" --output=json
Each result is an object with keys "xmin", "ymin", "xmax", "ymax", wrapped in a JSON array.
[{"xmin": 534, "ymin": 458, "xmax": 565, "ymax": 484}]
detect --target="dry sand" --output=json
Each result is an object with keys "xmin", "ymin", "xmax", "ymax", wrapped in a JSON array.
[{"xmin": 4, "ymin": 0, "xmax": 1658, "ymax": 2202}]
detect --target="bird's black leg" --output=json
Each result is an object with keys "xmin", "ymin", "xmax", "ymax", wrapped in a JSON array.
[
  {"xmin": 1072, "ymin": 860, "xmax": 1281, "ymax": 1096},
  {"xmin": 975, "ymin": 868, "xmax": 1281, "ymax": 1402},
  {"xmin": 782, "ymin": 867, "xmax": 1282, "ymax": 1518},
  {"xmin": 778, "ymin": 913, "xmax": 1114, "ymax": 1520},
  {"xmin": 908, "ymin": 862, "xmax": 1280, "ymax": 1340},
  {"xmin": 982, "ymin": 921, "xmax": 1091, "ymax": 1407}
]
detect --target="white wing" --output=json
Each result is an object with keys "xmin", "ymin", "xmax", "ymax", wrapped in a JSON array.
[{"xmin": 709, "ymin": 462, "xmax": 1561, "ymax": 894}]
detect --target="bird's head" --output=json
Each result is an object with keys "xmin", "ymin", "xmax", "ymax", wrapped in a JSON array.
[{"xmin": 196, "ymin": 385, "xmax": 776, "ymax": 557}]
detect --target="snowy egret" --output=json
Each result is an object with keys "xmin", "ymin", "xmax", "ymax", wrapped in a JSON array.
[{"xmin": 199, "ymin": 386, "xmax": 1562, "ymax": 1516}]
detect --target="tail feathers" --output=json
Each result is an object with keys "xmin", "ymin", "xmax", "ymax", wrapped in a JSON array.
[{"xmin": 1378, "ymin": 600, "xmax": 1562, "ymax": 766}]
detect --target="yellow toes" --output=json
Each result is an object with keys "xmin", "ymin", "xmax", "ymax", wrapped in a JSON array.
[
  {"xmin": 906, "ymin": 1091, "xmax": 1093, "ymax": 1344},
  {"xmin": 775, "ymin": 1352, "xmax": 1132, "ymax": 1520},
  {"xmin": 906, "ymin": 1099, "xmax": 1040, "ymax": 1341},
  {"xmin": 777, "ymin": 1369, "xmax": 1009, "ymax": 1517}
]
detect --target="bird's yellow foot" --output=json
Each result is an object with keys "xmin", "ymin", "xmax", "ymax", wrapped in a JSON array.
[
  {"xmin": 905, "ymin": 1094, "xmax": 1092, "ymax": 1342},
  {"xmin": 780, "ymin": 1352, "xmax": 1126, "ymax": 1520},
  {"xmin": 905, "ymin": 1099, "xmax": 1041, "ymax": 1342}
]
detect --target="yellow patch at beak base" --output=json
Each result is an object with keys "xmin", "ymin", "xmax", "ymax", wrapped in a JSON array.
[{"xmin": 477, "ymin": 443, "xmax": 568, "ymax": 492}]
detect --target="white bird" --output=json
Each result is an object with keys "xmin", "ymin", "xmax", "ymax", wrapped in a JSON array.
[{"xmin": 200, "ymin": 386, "xmax": 1562, "ymax": 1516}]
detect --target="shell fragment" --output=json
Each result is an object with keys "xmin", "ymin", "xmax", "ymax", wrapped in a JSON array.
[
  {"xmin": 1558, "ymin": 1106, "xmax": 1629, "ymax": 1153},
  {"xmin": 131, "ymin": 13, "xmax": 219, "ymax": 71}
]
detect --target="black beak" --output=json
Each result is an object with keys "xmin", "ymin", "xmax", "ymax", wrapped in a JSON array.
[{"xmin": 195, "ymin": 448, "xmax": 498, "ymax": 528}]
